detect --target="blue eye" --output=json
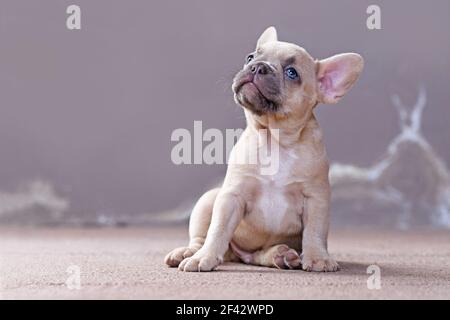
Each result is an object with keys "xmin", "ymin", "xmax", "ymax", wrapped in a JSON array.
[{"xmin": 285, "ymin": 67, "xmax": 299, "ymax": 80}]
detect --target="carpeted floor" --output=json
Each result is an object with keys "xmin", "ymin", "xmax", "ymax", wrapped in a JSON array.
[{"xmin": 0, "ymin": 226, "xmax": 449, "ymax": 299}]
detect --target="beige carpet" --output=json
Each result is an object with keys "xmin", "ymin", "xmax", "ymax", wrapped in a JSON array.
[{"xmin": 0, "ymin": 227, "xmax": 449, "ymax": 299}]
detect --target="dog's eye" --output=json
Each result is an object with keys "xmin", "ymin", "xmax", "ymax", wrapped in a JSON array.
[
  {"xmin": 285, "ymin": 67, "xmax": 299, "ymax": 80},
  {"xmin": 246, "ymin": 54, "xmax": 254, "ymax": 64}
]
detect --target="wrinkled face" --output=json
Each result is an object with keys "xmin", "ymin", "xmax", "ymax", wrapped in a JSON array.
[
  {"xmin": 232, "ymin": 27, "xmax": 364, "ymax": 121},
  {"xmin": 232, "ymin": 41, "xmax": 317, "ymax": 117}
]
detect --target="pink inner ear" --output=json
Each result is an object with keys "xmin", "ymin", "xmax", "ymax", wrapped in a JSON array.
[
  {"xmin": 319, "ymin": 57, "xmax": 357, "ymax": 103},
  {"xmin": 318, "ymin": 53, "xmax": 363, "ymax": 103},
  {"xmin": 319, "ymin": 64, "xmax": 347, "ymax": 100},
  {"xmin": 319, "ymin": 72, "xmax": 333, "ymax": 97}
]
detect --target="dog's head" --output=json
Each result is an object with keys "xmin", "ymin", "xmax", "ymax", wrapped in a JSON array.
[{"xmin": 232, "ymin": 27, "xmax": 364, "ymax": 121}]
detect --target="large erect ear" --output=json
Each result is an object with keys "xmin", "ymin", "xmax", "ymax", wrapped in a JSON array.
[
  {"xmin": 257, "ymin": 26, "xmax": 278, "ymax": 48},
  {"xmin": 316, "ymin": 53, "xmax": 364, "ymax": 104}
]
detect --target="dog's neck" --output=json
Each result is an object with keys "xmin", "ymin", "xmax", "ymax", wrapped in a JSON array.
[{"xmin": 244, "ymin": 108, "xmax": 317, "ymax": 148}]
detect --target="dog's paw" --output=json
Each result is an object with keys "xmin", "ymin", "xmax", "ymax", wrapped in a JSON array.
[
  {"xmin": 272, "ymin": 245, "xmax": 301, "ymax": 270},
  {"xmin": 164, "ymin": 246, "xmax": 198, "ymax": 267},
  {"xmin": 300, "ymin": 252, "xmax": 339, "ymax": 272},
  {"xmin": 178, "ymin": 251, "xmax": 222, "ymax": 272}
]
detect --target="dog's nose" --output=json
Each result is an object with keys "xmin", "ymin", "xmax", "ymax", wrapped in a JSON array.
[{"xmin": 250, "ymin": 62, "xmax": 271, "ymax": 75}]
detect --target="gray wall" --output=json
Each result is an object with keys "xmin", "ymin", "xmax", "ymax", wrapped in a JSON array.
[{"xmin": 0, "ymin": 0, "xmax": 449, "ymax": 224}]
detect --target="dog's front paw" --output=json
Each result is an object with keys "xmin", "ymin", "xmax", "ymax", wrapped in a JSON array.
[
  {"xmin": 300, "ymin": 252, "xmax": 339, "ymax": 272},
  {"xmin": 178, "ymin": 251, "xmax": 222, "ymax": 272}
]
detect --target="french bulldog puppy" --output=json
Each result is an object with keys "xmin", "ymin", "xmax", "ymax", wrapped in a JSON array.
[{"xmin": 165, "ymin": 26, "xmax": 364, "ymax": 272}]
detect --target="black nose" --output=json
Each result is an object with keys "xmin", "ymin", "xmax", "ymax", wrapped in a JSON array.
[{"xmin": 250, "ymin": 62, "xmax": 270, "ymax": 75}]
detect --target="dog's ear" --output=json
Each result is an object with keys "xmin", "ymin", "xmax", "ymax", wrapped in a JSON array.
[
  {"xmin": 257, "ymin": 26, "xmax": 278, "ymax": 48},
  {"xmin": 316, "ymin": 53, "xmax": 364, "ymax": 104}
]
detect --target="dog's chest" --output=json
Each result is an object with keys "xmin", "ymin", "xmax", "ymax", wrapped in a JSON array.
[{"xmin": 249, "ymin": 153, "xmax": 304, "ymax": 235}]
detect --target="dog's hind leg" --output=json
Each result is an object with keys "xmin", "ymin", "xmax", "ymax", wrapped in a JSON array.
[
  {"xmin": 231, "ymin": 243, "xmax": 301, "ymax": 269},
  {"xmin": 164, "ymin": 188, "xmax": 220, "ymax": 267}
]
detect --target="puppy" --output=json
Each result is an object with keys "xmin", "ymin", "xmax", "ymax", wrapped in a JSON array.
[{"xmin": 165, "ymin": 27, "xmax": 363, "ymax": 272}]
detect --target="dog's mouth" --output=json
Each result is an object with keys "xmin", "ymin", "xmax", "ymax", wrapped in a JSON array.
[
  {"xmin": 240, "ymin": 81, "xmax": 273, "ymax": 102},
  {"xmin": 233, "ymin": 76, "xmax": 280, "ymax": 115}
]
